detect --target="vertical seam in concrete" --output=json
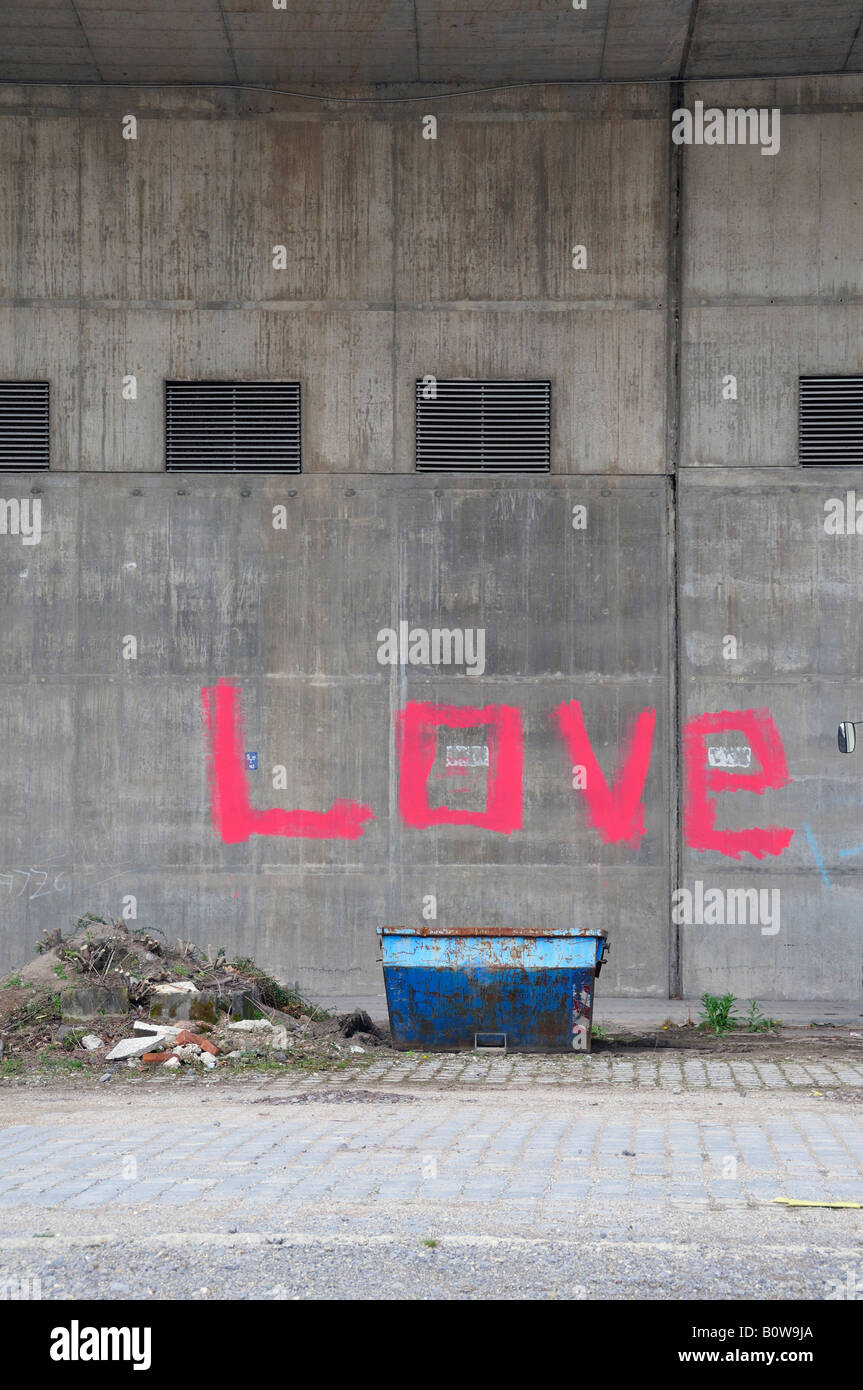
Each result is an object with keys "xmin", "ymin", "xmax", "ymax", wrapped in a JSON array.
[
  {"xmin": 679, "ymin": 0, "xmax": 700, "ymax": 82},
  {"xmin": 666, "ymin": 79, "xmax": 684, "ymax": 998},
  {"xmin": 75, "ymin": 85, "xmax": 84, "ymax": 890},
  {"xmin": 391, "ymin": 113, "xmax": 398, "ymax": 476},
  {"xmin": 76, "ymin": 88, "xmax": 83, "ymax": 475},
  {"xmin": 389, "ymin": 113, "xmax": 399, "ymax": 919}
]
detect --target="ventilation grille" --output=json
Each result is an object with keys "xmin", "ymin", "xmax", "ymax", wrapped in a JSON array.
[
  {"xmin": 799, "ymin": 377, "xmax": 863, "ymax": 466},
  {"xmin": 165, "ymin": 381, "xmax": 301, "ymax": 472},
  {"xmin": 415, "ymin": 379, "xmax": 551, "ymax": 472},
  {"xmin": 0, "ymin": 382, "xmax": 49, "ymax": 469}
]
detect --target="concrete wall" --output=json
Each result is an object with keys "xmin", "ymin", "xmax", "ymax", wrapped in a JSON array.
[
  {"xmin": 677, "ymin": 77, "xmax": 863, "ymax": 1001},
  {"xmin": 1, "ymin": 77, "xmax": 861, "ymax": 1005}
]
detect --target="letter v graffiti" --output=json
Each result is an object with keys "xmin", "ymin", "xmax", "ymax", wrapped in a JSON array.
[{"xmin": 553, "ymin": 701, "xmax": 656, "ymax": 846}]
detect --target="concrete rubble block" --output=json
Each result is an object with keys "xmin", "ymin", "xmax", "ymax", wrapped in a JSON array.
[
  {"xmin": 149, "ymin": 988, "xmax": 258, "ymax": 1024},
  {"xmin": 163, "ymin": 1056, "xmax": 181, "ymax": 1069},
  {"xmin": 200, "ymin": 1053, "xmax": 217, "ymax": 1069},
  {"xmin": 106, "ymin": 1035, "xmax": 162, "ymax": 1060},
  {"xmin": 132, "ymin": 1021, "xmax": 181, "ymax": 1043},
  {"xmin": 61, "ymin": 984, "xmax": 129, "ymax": 1020},
  {"xmin": 256, "ymin": 1006, "xmax": 303, "ymax": 1030},
  {"xmin": 80, "ymin": 1034, "xmax": 104, "ymax": 1050},
  {"xmin": 172, "ymin": 1043, "xmax": 202, "ymax": 1061},
  {"xmin": 220, "ymin": 1021, "xmax": 291, "ymax": 1054}
]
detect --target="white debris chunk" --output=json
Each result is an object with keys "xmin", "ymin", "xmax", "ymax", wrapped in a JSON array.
[
  {"xmin": 133, "ymin": 1021, "xmax": 181, "ymax": 1041},
  {"xmin": 106, "ymin": 1036, "xmax": 162, "ymax": 1060}
]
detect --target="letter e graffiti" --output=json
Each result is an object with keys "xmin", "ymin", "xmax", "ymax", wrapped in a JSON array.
[{"xmin": 682, "ymin": 708, "xmax": 793, "ymax": 860}]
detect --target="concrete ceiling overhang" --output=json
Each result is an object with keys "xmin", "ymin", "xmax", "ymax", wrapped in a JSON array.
[{"xmin": 2, "ymin": 0, "xmax": 863, "ymax": 86}]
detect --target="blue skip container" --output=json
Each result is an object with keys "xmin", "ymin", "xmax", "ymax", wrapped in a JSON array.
[{"xmin": 378, "ymin": 926, "xmax": 609, "ymax": 1053}]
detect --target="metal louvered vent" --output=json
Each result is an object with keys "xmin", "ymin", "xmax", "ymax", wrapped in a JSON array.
[
  {"xmin": 799, "ymin": 377, "xmax": 863, "ymax": 466},
  {"xmin": 165, "ymin": 381, "xmax": 301, "ymax": 472},
  {"xmin": 0, "ymin": 382, "xmax": 49, "ymax": 469},
  {"xmin": 415, "ymin": 379, "xmax": 551, "ymax": 472}
]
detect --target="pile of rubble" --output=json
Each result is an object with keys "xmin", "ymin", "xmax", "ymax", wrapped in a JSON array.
[
  {"xmin": 11, "ymin": 914, "xmax": 311, "ymax": 1024},
  {"xmin": 0, "ymin": 917, "xmax": 390, "ymax": 1074}
]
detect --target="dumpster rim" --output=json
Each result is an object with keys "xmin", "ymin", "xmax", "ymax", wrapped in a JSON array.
[{"xmin": 378, "ymin": 925, "xmax": 609, "ymax": 939}]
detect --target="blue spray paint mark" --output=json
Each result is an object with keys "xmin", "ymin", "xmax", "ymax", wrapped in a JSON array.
[
  {"xmin": 803, "ymin": 823, "xmax": 831, "ymax": 888},
  {"xmin": 838, "ymin": 842, "xmax": 863, "ymax": 859}
]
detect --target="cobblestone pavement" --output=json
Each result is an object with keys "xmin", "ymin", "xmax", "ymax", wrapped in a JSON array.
[
  {"xmin": 1, "ymin": 1092, "xmax": 861, "ymax": 1213},
  {"xmin": 326, "ymin": 1050, "xmax": 863, "ymax": 1092},
  {"xmin": 0, "ymin": 1056, "xmax": 861, "ymax": 1298}
]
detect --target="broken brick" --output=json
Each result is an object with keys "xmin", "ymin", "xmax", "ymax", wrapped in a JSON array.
[{"xmin": 175, "ymin": 1030, "xmax": 219, "ymax": 1055}]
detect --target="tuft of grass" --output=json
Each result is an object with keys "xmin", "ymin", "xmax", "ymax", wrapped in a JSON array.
[
  {"xmin": 744, "ymin": 1000, "xmax": 780, "ymax": 1033},
  {"xmin": 697, "ymin": 992, "xmax": 739, "ymax": 1036},
  {"xmin": 591, "ymin": 1023, "xmax": 609, "ymax": 1041},
  {"xmin": 74, "ymin": 913, "xmax": 109, "ymax": 933},
  {"xmin": 423, "ymin": 1238, "xmax": 438, "ymax": 1249},
  {"xmin": 2, "ymin": 975, "xmax": 22, "ymax": 989},
  {"xmin": 43, "ymin": 1055, "xmax": 85, "ymax": 1071}
]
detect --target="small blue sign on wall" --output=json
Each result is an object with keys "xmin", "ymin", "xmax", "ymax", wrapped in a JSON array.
[{"xmin": 244, "ymin": 751, "xmax": 258, "ymax": 771}]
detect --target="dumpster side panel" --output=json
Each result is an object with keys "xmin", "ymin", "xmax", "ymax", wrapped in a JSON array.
[{"xmin": 383, "ymin": 964, "xmax": 596, "ymax": 1052}]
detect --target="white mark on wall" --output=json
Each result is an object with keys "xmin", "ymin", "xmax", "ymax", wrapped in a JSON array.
[
  {"xmin": 0, "ymin": 842, "xmax": 133, "ymax": 901},
  {"xmin": 446, "ymin": 744, "xmax": 489, "ymax": 768},
  {"xmin": 707, "ymin": 746, "xmax": 752, "ymax": 768}
]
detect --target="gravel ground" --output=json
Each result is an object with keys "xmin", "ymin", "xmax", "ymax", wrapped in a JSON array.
[{"xmin": 6, "ymin": 1226, "xmax": 860, "ymax": 1301}]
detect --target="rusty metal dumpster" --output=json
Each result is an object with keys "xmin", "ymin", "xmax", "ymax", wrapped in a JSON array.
[{"xmin": 378, "ymin": 926, "xmax": 608, "ymax": 1053}]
